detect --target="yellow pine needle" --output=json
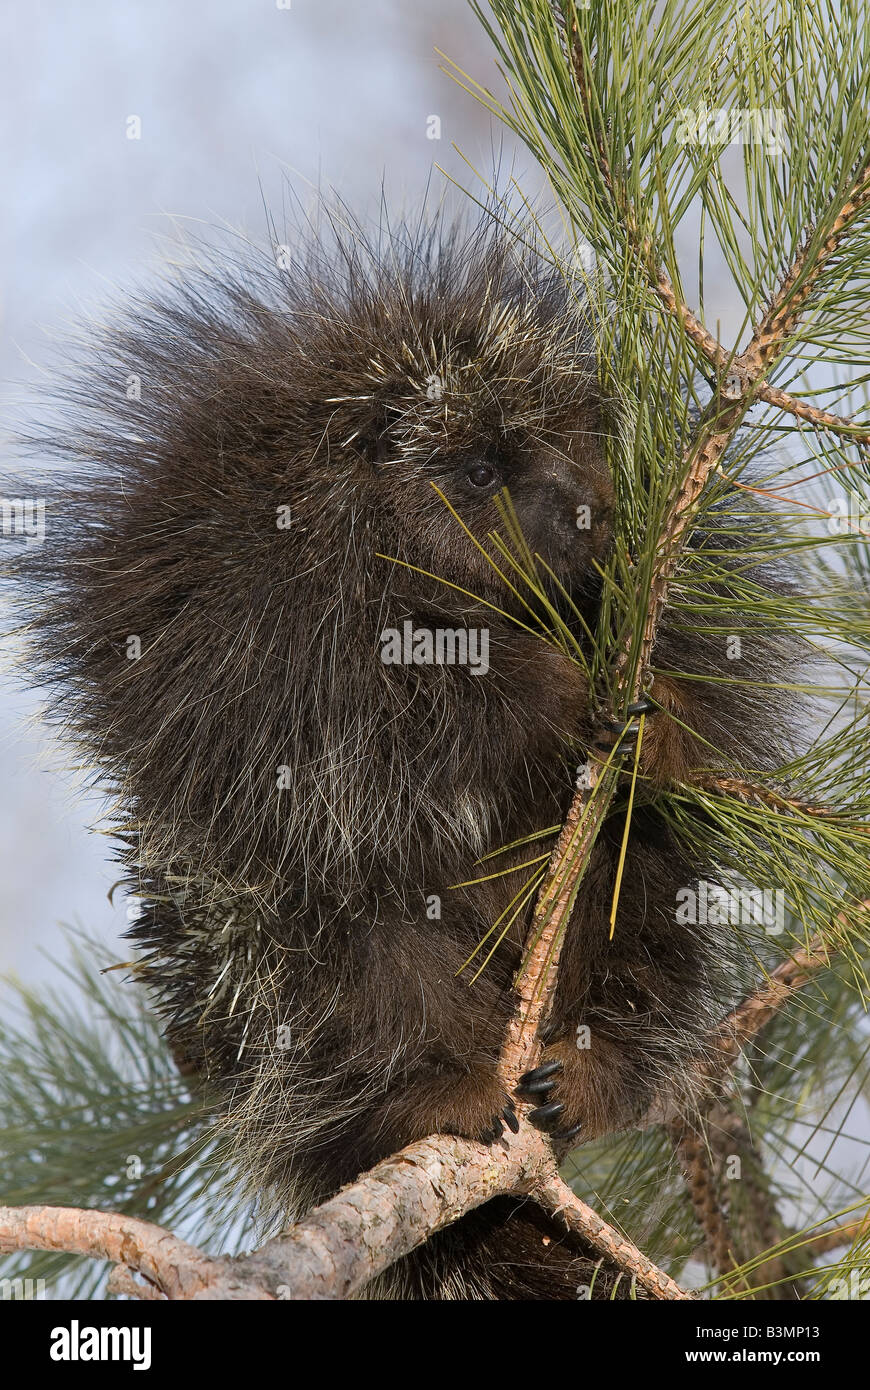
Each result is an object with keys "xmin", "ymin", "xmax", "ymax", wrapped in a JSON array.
[
  {"xmin": 609, "ymin": 713, "xmax": 646, "ymax": 940},
  {"xmin": 476, "ymin": 824, "xmax": 560, "ymax": 861},
  {"xmin": 456, "ymin": 865, "xmax": 547, "ymax": 978},
  {"xmin": 468, "ymin": 872, "xmax": 547, "ymax": 985},
  {"xmin": 449, "ymin": 851, "xmax": 551, "ymax": 890},
  {"xmin": 427, "ymin": 483, "xmax": 526, "ymax": 607}
]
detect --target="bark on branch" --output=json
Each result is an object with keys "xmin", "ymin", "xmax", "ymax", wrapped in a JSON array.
[{"xmin": 0, "ymin": 1128, "xmax": 692, "ymax": 1301}]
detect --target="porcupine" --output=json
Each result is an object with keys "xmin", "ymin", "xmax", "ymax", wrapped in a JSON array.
[{"xmin": 7, "ymin": 209, "xmax": 801, "ymax": 1299}]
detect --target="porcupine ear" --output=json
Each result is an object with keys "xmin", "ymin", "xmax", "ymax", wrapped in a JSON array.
[{"xmin": 354, "ymin": 401, "xmax": 396, "ymax": 468}]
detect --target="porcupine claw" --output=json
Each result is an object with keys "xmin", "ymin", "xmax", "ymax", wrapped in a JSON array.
[
  {"xmin": 517, "ymin": 1064, "xmax": 583, "ymax": 1142},
  {"xmin": 515, "ymin": 1060, "xmax": 563, "ymax": 1100},
  {"xmin": 592, "ymin": 695, "xmax": 657, "ymax": 755},
  {"xmin": 550, "ymin": 1121, "xmax": 584, "ymax": 1143},
  {"xmin": 479, "ymin": 1098, "xmax": 519, "ymax": 1143},
  {"xmin": 526, "ymin": 1100, "xmax": 566, "ymax": 1130}
]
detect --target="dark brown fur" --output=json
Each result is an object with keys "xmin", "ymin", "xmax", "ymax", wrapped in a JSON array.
[{"xmin": 6, "ymin": 213, "xmax": 800, "ymax": 1297}]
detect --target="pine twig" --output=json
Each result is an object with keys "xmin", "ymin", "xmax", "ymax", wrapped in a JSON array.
[
  {"xmin": 106, "ymin": 1266, "xmax": 166, "ymax": 1300},
  {"xmin": 535, "ymin": 1169, "xmax": 695, "ymax": 1299},
  {"xmin": 498, "ymin": 761, "xmax": 617, "ymax": 1086},
  {"xmin": 804, "ymin": 1216, "xmax": 870, "ymax": 1257},
  {"xmin": 746, "ymin": 161, "xmax": 870, "ymax": 378},
  {"xmin": 669, "ymin": 1120, "xmax": 740, "ymax": 1281},
  {"xmin": 692, "ymin": 775, "xmax": 847, "ymax": 820},
  {"xmin": 674, "ymin": 1103, "xmax": 809, "ymax": 1299},
  {"xmin": 659, "ymin": 929, "xmax": 851, "ymax": 1292},
  {"xmin": 562, "ymin": 20, "xmax": 870, "ymax": 448},
  {"xmin": 643, "ymin": 252, "xmax": 870, "ymax": 445}
]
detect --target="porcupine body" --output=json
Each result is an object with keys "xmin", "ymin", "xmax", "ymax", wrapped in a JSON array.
[{"xmin": 9, "ymin": 211, "xmax": 799, "ymax": 1298}]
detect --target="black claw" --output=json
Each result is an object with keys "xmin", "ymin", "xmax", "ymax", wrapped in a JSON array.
[
  {"xmin": 626, "ymin": 697, "xmax": 656, "ymax": 716},
  {"xmin": 502, "ymin": 1104, "xmax": 520, "ymax": 1133},
  {"xmin": 592, "ymin": 736, "xmax": 617, "ymax": 752},
  {"xmin": 516, "ymin": 1061, "xmax": 563, "ymax": 1101},
  {"xmin": 552, "ymin": 1121, "xmax": 584, "ymax": 1143},
  {"xmin": 515, "ymin": 1077, "xmax": 557, "ymax": 1100},
  {"xmin": 517, "ymin": 1060, "xmax": 563, "ymax": 1087},
  {"xmin": 478, "ymin": 1106, "xmax": 505, "ymax": 1139},
  {"xmin": 593, "ymin": 724, "xmax": 639, "ymax": 755},
  {"xmin": 595, "ymin": 703, "xmax": 656, "ymax": 754},
  {"xmin": 604, "ymin": 717, "xmax": 634, "ymax": 736},
  {"xmin": 527, "ymin": 1100, "xmax": 566, "ymax": 1131}
]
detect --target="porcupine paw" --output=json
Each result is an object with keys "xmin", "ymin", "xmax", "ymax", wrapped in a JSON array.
[
  {"xmin": 515, "ymin": 1033, "xmax": 639, "ymax": 1145},
  {"xmin": 515, "ymin": 1059, "xmax": 584, "ymax": 1144},
  {"xmin": 393, "ymin": 1065, "xmax": 520, "ymax": 1148},
  {"xmin": 442, "ymin": 1068, "xmax": 520, "ymax": 1144},
  {"xmin": 418, "ymin": 1101, "xmax": 519, "ymax": 1145},
  {"xmin": 436, "ymin": 1061, "xmax": 516, "ymax": 1139},
  {"xmin": 476, "ymin": 1097, "xmax": 521, "ymax": 1144}
]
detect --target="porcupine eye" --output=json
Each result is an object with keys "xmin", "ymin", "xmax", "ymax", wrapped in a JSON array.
[{"xmin": 464, "ymin": 461, "xmax": 500, "ymax": 491}]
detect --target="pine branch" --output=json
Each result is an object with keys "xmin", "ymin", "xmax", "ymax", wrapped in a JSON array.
[
  {"xmin": 0, "ymin": 1130, "xmax": 695, "ymax": 1301},
  {"xmin": 0, "ymin": 1207, "xmax": 215, "ymax": 1301},
  {"xmin": 106, "ymin": 1266, "xmax": 166, "ymax": 1300},
  {"xmin": 692, "ymin": 776, "xmax": 846, "ymax": 820},
  {"xmin": 505, "ymin": 110, "xmax": 869, "ymax": 1070},
  {"xmin": 628, "ymin": 206, "xmax": 870, "ymax": 446},
  {"xmin": 669, "ymin": 1119, "xmax": 740, "ymax": 1280},
  {"xmin": 672, "ymin": 1103, "xmax": 810, "ymax": 1299},
  {"xmin": 749, "ymin": 385, "xmax": 870, "ymax": 445},
  {"xmin": 498, "ymin": 758, "xmax": 618, "ymax": 1085},
  {"xmin": 658, "ymin": 915, "xmax": 864, "ymax": 1293},
  {"xmin": 560, "ymin": 13, "xmax": 870, "ymax": 447},
  {"xmin": 747, "ymin": 162, "xmax": 870, "ymax": 378}
]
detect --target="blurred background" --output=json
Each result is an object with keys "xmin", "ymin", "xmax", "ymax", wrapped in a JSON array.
[{"xmin": 0, "ymin": 0, "xmax": 540, "ymax": 981}]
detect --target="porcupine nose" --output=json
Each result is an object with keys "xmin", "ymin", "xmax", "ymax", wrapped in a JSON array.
[{"xmin": 535, "ymin": 456, "xmax": 613, "ymax": 581}]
